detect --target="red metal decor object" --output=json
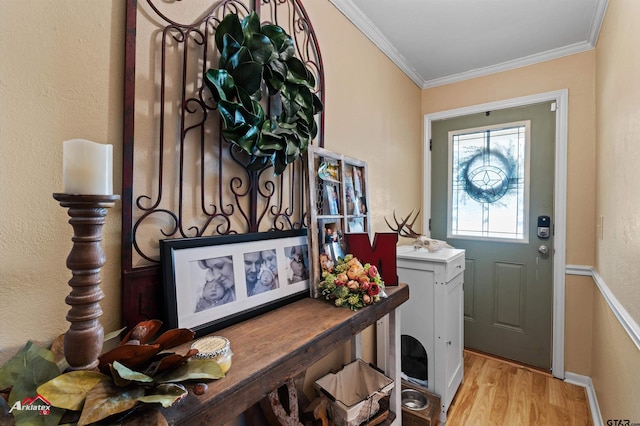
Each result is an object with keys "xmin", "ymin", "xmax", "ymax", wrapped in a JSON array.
[{"xmin": 344, "ymin": 233, "xmax": 398, "ymax": 286}]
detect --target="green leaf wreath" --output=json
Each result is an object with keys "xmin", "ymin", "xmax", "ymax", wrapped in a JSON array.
[{"xmin": 205, "ymin": 12, "xmax": 323, "ymax": 175}]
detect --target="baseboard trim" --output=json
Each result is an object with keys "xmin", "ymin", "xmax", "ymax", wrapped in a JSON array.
[{"xmin": 565, "ymin": 372, "xmax": 603, "ymax": 426}]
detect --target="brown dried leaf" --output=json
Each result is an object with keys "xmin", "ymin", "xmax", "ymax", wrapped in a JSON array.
[
  {"xmin": 98, "ymin": 344, "xmax": 160, "ymax": 371},
  {"xmin": 153, "ymin": 328, "xmax": 195, "ymax": 351},
  {"xmin": 153, "ymin": 349, "xmax": 199, "ymax": 374},
  {"xmin": 77, "ymin": 381, "xmax": 144, "ymax": 426},
  {"xmin": 120, "ymin": 320, "xmax": 163, "ymax": 345}
]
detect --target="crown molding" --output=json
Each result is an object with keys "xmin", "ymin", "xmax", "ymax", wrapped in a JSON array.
[
  {"xmin": 588, "ymin": 0, "xmax": 609, "ymax": 46},
  {"xmin": 330, "ymin": 0, "xmax": 608, "ymax": 89},
  {"xmin": 422, "ymin": 41, "xmax": 594, "ymax": 88},
  {"xmin": 329, "ymin": 0, "xmax": 425, "ymax": 87}
]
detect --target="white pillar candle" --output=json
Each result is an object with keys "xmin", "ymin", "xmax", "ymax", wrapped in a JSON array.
[{"xmin": 63, "ymin": 139, "xmax": 113, "ymax": 195}]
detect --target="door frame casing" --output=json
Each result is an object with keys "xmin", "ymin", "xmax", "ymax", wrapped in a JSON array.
[{"xmin": 423, "ymin": 89, "xmax": 568, "ymax": 379}]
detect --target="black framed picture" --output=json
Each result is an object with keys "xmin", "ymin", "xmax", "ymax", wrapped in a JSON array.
[{"xmin": 160, "ymin": 230, "xmax": 309, "ymax": 336}]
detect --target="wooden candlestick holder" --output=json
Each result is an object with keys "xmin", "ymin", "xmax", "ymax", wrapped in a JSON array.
[{"xmin": 53, "ymin": 193, "xmax": 119, "ymax": 371}]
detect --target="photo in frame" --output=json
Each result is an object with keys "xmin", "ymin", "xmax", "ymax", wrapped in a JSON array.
[
  {"xmin": 319, "ymin": 218, "xmax": 343, "ymax": 245},
  {"xmin": 348, "ymin": 217, "xmax": 365, "ymax": 233},
  {"xmin": 344, "ymin": 173, "xmax": 360, "ymax": 215},
  {"xmin": 323, "ymin": 183, "xmax": 340, "ymax": 215},
  {"xmin": 160, "ymin": 229, "xmax": 309, "ymax": 336},
  {"xmin": 318, "ymin": 218, "xmax": 346, "ymax": 276}
]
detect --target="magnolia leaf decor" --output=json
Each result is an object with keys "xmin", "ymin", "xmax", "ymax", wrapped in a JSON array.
[
  {"xmin": 0, "ymin": 341, "xmax": 65, "ymax": 426},
  {"xmin": 36, "ymin": 370, "xmax": 109, "ymax": 411},
  {"xmin": 205, "ymin": 12, "xmax": 323, "ymax": 175},
  {"xmin": 136, "ymin": 383, "xmax": 188, "ymax": 408},
  {"xmin": 0, "ymin": 321, "xmax": 225, "ymax": 425},
  {"xmin": 76, "ymin": 381, "xmax": 145, "ymax": 426}
]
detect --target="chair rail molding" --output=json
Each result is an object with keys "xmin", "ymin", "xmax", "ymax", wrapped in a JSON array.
[{"xmin": 565, "ymin": 264, "xmax": 640, "ymax": 351}]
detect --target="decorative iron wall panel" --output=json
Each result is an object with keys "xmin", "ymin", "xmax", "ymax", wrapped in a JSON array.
[{"xmin": 122, "ymin": 0, "xmax": 324, "ymax": 326}]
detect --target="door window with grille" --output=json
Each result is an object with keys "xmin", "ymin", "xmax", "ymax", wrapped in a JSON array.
[{"xmin": 447, "ymin": 121, "xmax": 530, "ymax": 242}]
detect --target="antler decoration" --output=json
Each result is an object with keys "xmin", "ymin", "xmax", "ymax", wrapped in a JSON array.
[
  {"xmin": 385, "ymin": 209, "xmax": 422, "ymax": 239},
  {"xmin": 385, "ymin": 209, "xmax": 453, "ymax": 252}
]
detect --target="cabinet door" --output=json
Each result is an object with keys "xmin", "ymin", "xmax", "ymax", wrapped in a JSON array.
[
  {"xmin": 398, "ymin": 265, "xmax": 435, "ymax": 391},
  {"xmin": 443, "ymin": 273, "xmax": 464, "ymax": 409}
]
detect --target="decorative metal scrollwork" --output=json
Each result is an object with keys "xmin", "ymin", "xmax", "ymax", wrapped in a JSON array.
[
  {"xmin": 123, "ymin": 0, "xmax": 324, "ymax": 266},
  {"xmin": 121, "ymin": 0, "xmax": 324, "ymax": 326}
]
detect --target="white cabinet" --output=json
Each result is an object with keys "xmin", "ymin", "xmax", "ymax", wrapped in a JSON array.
[{"xmin": 397, "ymin": 245, "xmax": 465, "ymax": 424}]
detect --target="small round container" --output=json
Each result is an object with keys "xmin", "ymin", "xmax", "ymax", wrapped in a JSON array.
[
  {"xmin": 214, "ymin": 350, "xmax": 233, "ymax": 373},
  {"xmin": 191, "ymin": 336, "xmax": 233, "ymax": 373}
]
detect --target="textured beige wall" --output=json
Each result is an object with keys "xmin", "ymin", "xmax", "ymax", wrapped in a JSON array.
[
  {"xmin": 0, "ymin": 0, "xmax": 421, "ymax": 393},
  {"xmin": 422, "ymin": 51, "xmax": 597, "ymax": 267},
  {"xmin": 0, "ymin": 1, "xmax": 125, "ymax": 359},
  {"xmin": 303, "ymin": 2, "xmax": 423, "ymax": 233},
  {"xmin": 564, "ymin": 275, "xmax": 594, "ymax": 375},
  {"xmin": 595, "ymin": 0, "xmax": 640, "ymax": 324},
  {"xmin": 592, "ymin": 0, "xmax": 640, "ymax": 421},
  {"xmin": 591, "ymin": 290, "xmax": 640, "ymax": 421}
]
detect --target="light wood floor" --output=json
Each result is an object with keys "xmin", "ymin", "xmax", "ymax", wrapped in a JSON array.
[{"xmin": 445, "ymin": 350, "xmax": 593, "ymax": 425}]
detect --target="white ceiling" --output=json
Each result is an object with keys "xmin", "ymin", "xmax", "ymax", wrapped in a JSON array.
[{"xmin": 330, "ymin": 0, "xmax": 609, "ymax": 88}]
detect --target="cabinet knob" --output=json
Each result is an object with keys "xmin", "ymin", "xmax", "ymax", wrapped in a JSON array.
[{"xmin": 446, "ymin": 340, "xmax": 452, "ymax": 345}]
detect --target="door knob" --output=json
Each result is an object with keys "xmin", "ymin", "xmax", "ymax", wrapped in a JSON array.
[{"xmin": 538, "ymin": 245, "xmax": 549, "ymax": 255}]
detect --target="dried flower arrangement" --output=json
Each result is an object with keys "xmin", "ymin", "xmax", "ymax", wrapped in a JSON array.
[{"xmin": 318, "ymin": 254, "xmax": 385, "ymax": 310}]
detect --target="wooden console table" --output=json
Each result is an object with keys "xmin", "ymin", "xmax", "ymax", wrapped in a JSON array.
[{"xmin": 162, "ymin": 284, "xmax": 409, "ymax": 425}]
